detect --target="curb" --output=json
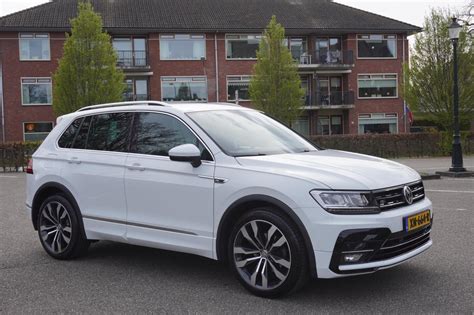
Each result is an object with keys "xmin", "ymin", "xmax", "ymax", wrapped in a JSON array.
[{"xmin": 420, "ymin": 173, "xmax": 441, "ymax": 180}]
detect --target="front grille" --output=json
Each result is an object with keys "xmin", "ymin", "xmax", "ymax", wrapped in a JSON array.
[
  {"xmin": 373, "ymin": 181, "xmax": 425, "ymax": 211},
  {"xmin": 370, "ymin": 224, "xmax": 431, "ymax": 262}
]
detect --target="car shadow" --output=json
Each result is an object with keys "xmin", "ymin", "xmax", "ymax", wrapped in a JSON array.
[{"xmin": 81, "ymin": 240, "xmax": 434, "ymax": 304}]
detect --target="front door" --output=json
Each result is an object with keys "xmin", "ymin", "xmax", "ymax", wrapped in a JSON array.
[{"xmin": 124, "ymin": 112, "xmax": 215, "ymax": 258}]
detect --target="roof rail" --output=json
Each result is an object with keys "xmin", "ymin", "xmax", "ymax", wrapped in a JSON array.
[{"xmin": 76, "ymin": 101, "xmax": 168, "ymax": 112}]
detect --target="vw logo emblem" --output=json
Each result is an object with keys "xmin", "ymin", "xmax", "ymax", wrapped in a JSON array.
[{"xmin": 403, "ymin": 186, "xmax": 413, "ymax": 205}]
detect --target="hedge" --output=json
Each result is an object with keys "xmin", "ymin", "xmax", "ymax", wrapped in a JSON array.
[
  {"xmin": 0, "ymin": 142, "xmax": 41, "ymax": 172},
  {"xmin": 1, "ymin": 133, "xmax": 473, "ymax": 172},
  {"xmin": 310, "ymin": 132, "xmax": 474, "ymax": 158}
]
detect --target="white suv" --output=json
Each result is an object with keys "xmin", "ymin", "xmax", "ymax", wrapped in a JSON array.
[{"xmin": 26, "ymin": 101, "xmax": 433, "ymax": 297}]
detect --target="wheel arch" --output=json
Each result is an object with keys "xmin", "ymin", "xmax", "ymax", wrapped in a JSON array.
[
  {"xmin": 32, "ymin": 182, "xmax": 86, "ymax": 238},
  {"xmin": 216, "ymin": 194, "xmax": 317, "ymax": 278}
]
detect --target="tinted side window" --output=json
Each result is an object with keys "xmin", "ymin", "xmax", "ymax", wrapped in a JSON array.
[
  {"xmin": 58, "ymin": 117, "xmax": 83, "ymax": 148},
  {"xmin": 132, "ymin": 112, "xmax": 212, "ymax": 160},
  {"xmin": 86, "ymin": 113, "xmax": 133, "ymax": 152},
  {"xmin": 72, "ymin": 116, "xmax": 91, "ymax": 149}
]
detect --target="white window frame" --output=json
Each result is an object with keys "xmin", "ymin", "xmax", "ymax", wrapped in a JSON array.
[
  {"xmin": 356, "ymin": 34, "xmax": 397, "ymax": 59},
  {"xmin": 226, "ymin": 75, "xmax": 252, "ymax": 102},
  {"xmin": 357, "ymin": 73, "xmax": 398, "ymax": 99},
  {"xmin": 225, "ymin": 34, "xmax": 262, "ymax": 60},
  {"xmin": 21, "ymin": 77, "xmax": 53, "ymax": 106},
  {"xmin": 160, "ymin": 76, "xmax": 208, "ymax": 102},
  {"xmin": 358, "ymin": 113, "xmax": 398, "ymax": 134},
  {"xmin": 18, "ymin": 33, "xmax": 51, "ymax": 61},
  {"xmin": 159, "ymin": 34, "xmax": 206, "ymax": 61},
  {"xmin": 23, "ymin": 121, "xmax": 54, "ymax": 141}
]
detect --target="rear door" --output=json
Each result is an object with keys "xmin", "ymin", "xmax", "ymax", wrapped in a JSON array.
[{"xmin": 58, "ymin": 112, "xmax": 133, "ymax": 240}]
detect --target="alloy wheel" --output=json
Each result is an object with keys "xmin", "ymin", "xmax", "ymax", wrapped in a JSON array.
[
  {"xmin": 233, "ymin": 219, "xmax": 291, "ymax": 290},
  {"xmin": 39, "ymin": 201, "xmax": 72, "ymax": 254}
]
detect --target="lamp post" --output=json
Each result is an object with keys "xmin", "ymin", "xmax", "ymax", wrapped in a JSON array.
[{"xmin": 448, "ymin": 17, "xmax": 465, "ymax": 172}]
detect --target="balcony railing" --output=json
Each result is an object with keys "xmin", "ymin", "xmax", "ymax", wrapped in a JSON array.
[
  {"xmin": 313, "ymin": 91, "xmax": 355, "ymax": 106},
  {"xmin": 295, "ymin": 50, "xmax": 354, "ymax": 65},
  {"xmin": 122, "ymin": 93, "xmax": 150, "ymax": 101},
  {"xmin": 116, "ymin": 50, "xmax": 148, "ymax": 67}
]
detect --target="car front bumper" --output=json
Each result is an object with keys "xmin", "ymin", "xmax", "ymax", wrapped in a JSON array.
[{"xmin": 305, "ymin": 197, "xmax": 433, "ymax": 278}]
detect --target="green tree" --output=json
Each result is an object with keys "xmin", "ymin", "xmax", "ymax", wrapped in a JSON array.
[
  {"xmin": 53, "ymin": 2, "xmax": 124, "ymax": 115},
  {"xmin": 403, "ymin": 8, "xmax": 474, "ymax": 131},
  {"xmin": 249, "ymin": 16, "xmax": 304, "ymax": 125}
]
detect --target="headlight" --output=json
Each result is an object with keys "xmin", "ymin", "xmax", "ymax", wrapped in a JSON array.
[{"xmin": 310, "ymin": 191, "xmax": 380, "ymax": 214}]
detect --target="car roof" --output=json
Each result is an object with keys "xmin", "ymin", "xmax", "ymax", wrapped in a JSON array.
[{"xmin": 57, "ymin": 101, "xmax": 253, "ymax": 123}]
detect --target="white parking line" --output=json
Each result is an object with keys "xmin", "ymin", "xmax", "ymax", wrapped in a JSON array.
[
  {"xmin": 426, "ymin": 189, "xmax": 474, "ymax": 194},
  {"xmin": 0, "ymin": 175, "xmax": 19, "ymax": 178}
]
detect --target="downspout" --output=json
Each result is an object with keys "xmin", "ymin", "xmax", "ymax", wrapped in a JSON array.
[
  {"xmin": 214, "ymin": 33, "xmax": 219, "ymax": 102},
  {"xmin": 0, "ymin": 55, "xmax": 5, "ymax": 143},
  {"xmin": 402, "ymin": 34, "xmax": 407, "ymax": 133}
]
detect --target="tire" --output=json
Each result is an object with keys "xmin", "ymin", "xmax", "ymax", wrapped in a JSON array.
[
  {"xmin": 37, "ymin": 194, "xmax": 90, "ymax": 260},
  {"xmin": 228, "ymin": 208, "xmax": 309, "ymax": 298}
]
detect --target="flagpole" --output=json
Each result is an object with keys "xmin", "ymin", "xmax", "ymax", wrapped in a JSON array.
[{"xmin": 404, "ymin": 101, "xmax": 407, "ymax": 133}]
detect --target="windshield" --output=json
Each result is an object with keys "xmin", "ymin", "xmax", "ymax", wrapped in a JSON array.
[{"xmin": 187, "ymin": 110, "xmax": 317, "ymax": 157}]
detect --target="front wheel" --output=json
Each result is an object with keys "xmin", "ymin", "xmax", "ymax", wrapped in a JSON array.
[
  {"xmin": 228, "ymin": 209, "xmax": 308, "ymax": 298},
  {"xmin": 37, "ymin": 195, "xmax": 89, "ymax": 259}
]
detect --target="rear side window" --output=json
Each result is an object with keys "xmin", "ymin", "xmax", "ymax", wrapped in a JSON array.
[
  {"xmin": 86, "ymin": 113, "xmax": 133, "ymax": 152},
  {"xmin": 131, "ymin": 112, "xmax": 212, "ymax": 160},
  {"xmin": 58, "ymin": 117, "xmax": 83, "ymax": 148}
]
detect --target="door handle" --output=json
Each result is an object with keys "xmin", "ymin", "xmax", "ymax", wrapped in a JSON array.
[
  {"xmin": 127, "ymin": 163, "xmax": 145, "ymax": 171},
  {"xmin": 68, "ymin": 157, "xmax": 81, "ymax": 164}
]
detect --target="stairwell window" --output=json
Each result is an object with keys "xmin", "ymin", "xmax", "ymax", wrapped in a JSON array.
[
  {"xmin": 21, "ymin": 78, "xmax": 52, "ymax": 105},
  {"xmin": 358, "ymin": 74, "xmax": 397, "ymax": 99},
  {"xmin": 226, "ymin": 34, "xmax": 262, "ymax": 59},
  {"xmin": 160, "ymin": 34, "xmax": 206, "ymax": 60},
  {"xmin": 357, "ymin": 35, "xmax": 396, "ymax": 58},
  {"xmin": 19, "ymin": 33, "xmax": 50, "ymax": 61}
]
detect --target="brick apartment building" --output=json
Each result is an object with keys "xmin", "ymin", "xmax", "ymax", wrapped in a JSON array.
[{"xmin": 0, "ymin": 0, "xmax": 420, "ymax": 142}]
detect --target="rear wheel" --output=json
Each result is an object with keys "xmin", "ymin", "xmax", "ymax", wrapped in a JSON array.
[
  {"xmin": 37, "ymin": 195, "xmax": 89, "ymax": 259},
  {"xmin": 228, "ymin": 209, "xmax": 308, "ymax": 298}
]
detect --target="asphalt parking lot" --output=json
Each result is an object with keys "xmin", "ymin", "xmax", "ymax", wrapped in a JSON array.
[{"xmin": 1, "ymin": 173, "xmax": 473, "ymax": 313}]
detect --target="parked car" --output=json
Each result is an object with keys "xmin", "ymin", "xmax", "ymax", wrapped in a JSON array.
[{"xmin": 26, "ymin": 101, "xmax": 433, "ymax": 297}]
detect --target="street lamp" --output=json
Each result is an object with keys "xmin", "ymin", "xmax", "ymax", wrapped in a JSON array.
[{"xmin": 447, "ymin": 17, "xmax": 465, "ymax": 172}]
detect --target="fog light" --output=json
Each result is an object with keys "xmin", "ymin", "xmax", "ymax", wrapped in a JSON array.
[{"xmin": 343, "ymin": 253, "xmax": 364, "ymax": 263}]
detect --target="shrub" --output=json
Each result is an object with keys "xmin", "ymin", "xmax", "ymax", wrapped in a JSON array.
[{"xmin": 0, "ymin": 142, "xmax": 41, "ymax": 172}]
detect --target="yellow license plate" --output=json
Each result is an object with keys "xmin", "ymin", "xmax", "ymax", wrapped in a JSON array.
[{"xmin": 405, "ymin": 210, "xmax": 431, "ymax": 232}]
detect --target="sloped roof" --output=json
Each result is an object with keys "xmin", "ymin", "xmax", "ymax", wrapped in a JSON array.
[{"xmin": 0, "ymin": 0, "xmax": 421, "ymax": 34}]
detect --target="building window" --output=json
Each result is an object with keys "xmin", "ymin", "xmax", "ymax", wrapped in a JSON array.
[
  {"xmin": 315, "ymin": 37, "xmax": 342, "ymax": 64},
  {"xmin": 21, "ymin": 78, "xmax": 52, "ymax": 105},
  {"xmin": 161, "ymin": 77, "xmax": 207, "ymax": 102},
  {"xmin": 160, "ymin": 34, "xmax": 206, "ymax": 60},
  {"xmin": 123, "ymin": 78, "xmax": 149, "ymax": 101},
  {"xmin": 227, "ymin": 76, "xmax": 251, "ymax": 101},
  {"xmin": 291, "ymin": 117, "xmax": 309, "ymax": 136},
  {"xmin": 226, "ymin": 34, "xmax": 262, "ymax": 59},
  {"xmin": 113, "ymin": 37, "xmax": 147, "ymax": 67},
  {"xmin": 19, "ymin": 33, "xmax": 50, "ymax": 61},
  {"xmin": 358, "ymin": 74, "xmax": 397, "ymax": 99},
  {"xmin": 23, "ymin": 122, "xmax": 53, "ymax": 141},
  {"xmin": 357, "ymin": 35, "xmax": 396, "ymax": 58},
  {"xmin": 317, "ymin": 115, "xmax": 343, "ymax": 135},
  {"xmin": 358, "ymin": 113, "xmax": 398, "ymax": 134}
]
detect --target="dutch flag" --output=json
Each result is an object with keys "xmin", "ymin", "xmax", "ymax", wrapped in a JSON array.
[{"xmin": 404, "ymin": 104, "xmax": 413, "ymax": 125}]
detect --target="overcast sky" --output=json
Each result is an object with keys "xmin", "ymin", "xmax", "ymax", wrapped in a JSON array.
[{"xmin": 0, "ymin": 0, "xmax": 469, "ymax": 27}]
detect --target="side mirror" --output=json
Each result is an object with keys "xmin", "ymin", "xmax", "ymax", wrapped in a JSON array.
[{"xmin": 169, "ymin": 144, "xmax": 202, "ymax": 167}]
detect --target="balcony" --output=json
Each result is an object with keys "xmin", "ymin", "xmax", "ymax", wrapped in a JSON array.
[
  {"xmin": 304, "ymin": 91, "xmax": 355, "ymax": 109},
  {"xmin": 116, "ymin": 50, "xmax": 149, "ymax": 69},
  {"xmin": 295, "ymin": 50, "xmax": 354, "ymax": 72},
  {"xmin": 122, "ymin": 93, "xmax": 150, "ymax": 101}
]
